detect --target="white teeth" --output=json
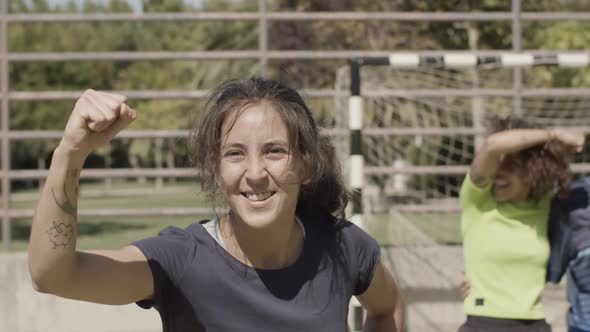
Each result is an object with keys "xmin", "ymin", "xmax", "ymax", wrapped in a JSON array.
[{"xmin": 246, "ymin": 192, "xmax": 272, "ymax": 201}]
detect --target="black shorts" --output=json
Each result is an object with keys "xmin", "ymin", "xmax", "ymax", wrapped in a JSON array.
[{"xmin": 458, "ymin": 315, "xmax": 551, "ymax": 332}]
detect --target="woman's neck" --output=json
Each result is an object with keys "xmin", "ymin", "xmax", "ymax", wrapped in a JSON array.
[{"xmin": 219, "ymin": 213, "xmax": 304, "ymax": 270}]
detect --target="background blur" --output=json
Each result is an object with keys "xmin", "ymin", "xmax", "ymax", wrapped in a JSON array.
[{"xmin": 1, "ymin": 0, "xmax": 590, "ymax": 331}]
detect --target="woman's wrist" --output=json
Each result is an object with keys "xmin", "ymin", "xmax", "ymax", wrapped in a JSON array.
[{"xmin": 53, "ymin": 144, "xmax": 88, "ymax": 166}]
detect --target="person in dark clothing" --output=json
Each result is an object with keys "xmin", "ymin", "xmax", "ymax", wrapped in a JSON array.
[
  {"xmin": 548, "ymin": 177, "xmax": 590, "ymax": 332},
  {"xmin": 28, "ymin": 78, "xmax": 404, "ymax": 331}
]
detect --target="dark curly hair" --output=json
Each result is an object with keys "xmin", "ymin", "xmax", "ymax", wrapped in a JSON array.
[
  {"xmin": 490, "ymin": 116, "xmax": 574, "ymax": 200},
  {"xmin": 189, "ymin": 77, "xmax": 349, "ymax": 220}
]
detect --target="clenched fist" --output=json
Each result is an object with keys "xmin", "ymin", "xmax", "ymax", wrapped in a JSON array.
[
  {"xmin": 59, "ymin": 89, "xmax": 137, "ymax": 158},
  {"xmin": 549, "ymin": 128, "xmax": 586, "ymax": 153}
]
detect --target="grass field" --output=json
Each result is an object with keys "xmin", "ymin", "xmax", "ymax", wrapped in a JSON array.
[{"xmin": 2, "ymin": 180, "xmax": 462, "ymax": 251}]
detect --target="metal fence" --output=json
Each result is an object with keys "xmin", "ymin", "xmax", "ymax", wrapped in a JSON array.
[{"xmin": 3, "ymin": 0, "xmax": 590, "ymax": 249}]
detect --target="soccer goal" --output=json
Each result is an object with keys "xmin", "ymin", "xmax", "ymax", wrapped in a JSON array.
[{"xmin": 338, "ymin": 53, "xmax": 590, "ymax": 331}]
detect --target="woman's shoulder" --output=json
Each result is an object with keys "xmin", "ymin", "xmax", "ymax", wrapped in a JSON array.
[
  {"xmin": 134, "ymin": 219, "xmax": 212, "ymax": 251},
  {"xmin": 338, "ymin": 219, "xmax": 379, "ymax": 250},
  {"xmin": 155, "ymin": 220, "xmax": 209, "ymax": 237},
  {"xmin": 301, "ymin": 214, "xmax": 378, "ymax": 252}
]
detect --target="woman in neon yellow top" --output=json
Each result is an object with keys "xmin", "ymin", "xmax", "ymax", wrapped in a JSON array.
[{"xmin": 459, "ymin": 117, "xmax": 585, "ymax": 332}]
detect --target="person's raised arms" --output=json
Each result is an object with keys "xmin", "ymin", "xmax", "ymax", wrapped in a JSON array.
[
  {"xmin": 470, "ymin": 126, "xmax": 584, "ymax": 189},
  {"xmin": 28, "ymin": 89, "xmax": 153, "ymax": 305},
  {"xmin": 357, "ymin": 261, "xmax": 405, "ymax": 332}
]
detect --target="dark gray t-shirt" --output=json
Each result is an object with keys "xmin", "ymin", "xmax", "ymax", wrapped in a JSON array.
[{"xmin": 132, "ymin": 215, "xmax": 380, "ymax": 332}]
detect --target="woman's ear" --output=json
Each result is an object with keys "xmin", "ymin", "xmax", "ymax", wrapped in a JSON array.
[
  {"xmin": 300, "ymin": 174, "xmax": 311, "ymax": 185},
  {"xmin": 298, "ymin": 161, "xmax": 312, "ymax": 185}
]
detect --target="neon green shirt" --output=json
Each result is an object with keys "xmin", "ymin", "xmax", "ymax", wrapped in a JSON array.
[{"xmin": 460, "ymin": 174, "xmax": 552, "ymax": 319}]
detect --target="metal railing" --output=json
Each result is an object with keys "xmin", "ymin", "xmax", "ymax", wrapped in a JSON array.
[{"xmin": 2, "ymin": 0, "xmax": 590, "ymax": 249}]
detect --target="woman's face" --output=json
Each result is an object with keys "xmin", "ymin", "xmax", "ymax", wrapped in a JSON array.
[
  {"xmin": 493, "ymin": 156, "xmax": 531, "ymax": 203},
  {"xmin": 218, "ymin": 102, "xmax": 303, "ymax": 228}
]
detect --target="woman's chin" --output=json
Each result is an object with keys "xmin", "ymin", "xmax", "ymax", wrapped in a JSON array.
[
  {"xmin": 230, "ymin": 211, "xmax": 277, "ymax": 229},
  {"xmin": 493, "ymin": 192, "xmax": 510, "ymax": 202}
]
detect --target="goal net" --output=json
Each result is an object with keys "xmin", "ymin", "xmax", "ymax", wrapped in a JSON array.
[
  {"xmin": 335, "ymin": 61, "xmax": 590, "ymax": 331},
  {"xmin": 334, "ymin": 63, "xmax": 590, "ymax": 248}
]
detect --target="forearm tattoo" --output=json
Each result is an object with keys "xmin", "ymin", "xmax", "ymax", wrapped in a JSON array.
[
  {"xmin": 51, "ymin": 169, "xmax": 79, "ymax": 218},
  {"xmin": 47, "ymin": 221, "xmax": 74, "ymax": 249},
  {"xmin": 47, "ymin": 169, "xmax": 79, "ymax": 249}
]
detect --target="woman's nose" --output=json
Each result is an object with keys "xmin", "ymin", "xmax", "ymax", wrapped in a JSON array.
[{"xmin": 245, "ymin": 157, "xmax": 266, "ymax": 181}]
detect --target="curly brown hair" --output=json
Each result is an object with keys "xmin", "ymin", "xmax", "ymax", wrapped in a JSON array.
[{"xmin": 490, "ymin": 116, "xmax": 574, "ymax": 200}]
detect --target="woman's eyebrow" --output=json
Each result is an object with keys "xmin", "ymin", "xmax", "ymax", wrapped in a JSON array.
[
  {"xmin": 221, "ymin": 140, "xmax": 290, "ymax": 151},
  {"xmin": 264, "ymin": 140, "xmax": 289, "ymax": 147},
  {"xmin": 221, "ymin": 142, "xmax": 246, "ymax": 150}
]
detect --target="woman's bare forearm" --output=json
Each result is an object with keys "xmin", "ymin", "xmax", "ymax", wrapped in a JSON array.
[
  {"xmin": 29, "ymin": 90, "xmax": 139, "ymax": 298},
  {"xmin": 28, "ymin": 146, "xmax": 86, "ymax": 292},
  {"xmin": 470, "ymin": 129, "xmax": 553, "ymax": 187},
  {"xmin": 394, "ymin": 292, "xmax": 404, "ymax": 331},
  {"xmin": 483, "ymin": 129, "xmax": 552, "ymax": 155},
  {"xmin": 470, "ymin": 127, "xmax": 584, "ymax": 187},
  {"xmin": 363, "ymin": 293, "xmax": 404, "ymax": 332},
  {"xmin": 363, "ymin": 313, "xmax": 398, "ymax": 332}
]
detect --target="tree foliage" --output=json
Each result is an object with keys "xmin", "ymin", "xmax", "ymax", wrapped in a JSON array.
[{"xmin": 6, "ymin": 0, "xmax": 590, "ymax": 175}]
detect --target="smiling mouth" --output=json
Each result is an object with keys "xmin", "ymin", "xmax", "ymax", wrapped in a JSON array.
[{"xmin": 242, "ymin": 191, "xmax": 276, "ymax": 202}]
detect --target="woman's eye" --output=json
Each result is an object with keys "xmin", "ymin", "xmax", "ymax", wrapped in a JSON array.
[
  {"xmin": 269, "ymin": 148, "xmax": 287, "ymax": 155},
  {"xmin": 224, "ymin": 150, "xmax": 242, "ymax": 157}
]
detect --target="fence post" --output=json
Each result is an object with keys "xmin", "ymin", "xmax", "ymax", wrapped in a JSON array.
[
  {"xmin": 1, "ymin": 0, "xmax": 11, "ymax": 251},
  {"xmin": 512, "ymin": 0, "xmax": 523, "ymax": 116},
  {"xmin": 258, "ymin": 0, "xmax": 268, "ymax": 77}
]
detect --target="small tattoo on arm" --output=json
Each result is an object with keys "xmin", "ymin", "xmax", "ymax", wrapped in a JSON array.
[
  {"xmin": 51, "ymin": 169, "xmax": 79, "ymax": 218},
  {"xmin": 47, "ymin": 221, "xmax": 74, "ymax": 249}
]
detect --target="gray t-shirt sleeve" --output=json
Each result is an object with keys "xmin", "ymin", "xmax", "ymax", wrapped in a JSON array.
[
  {"xmin": 347, "ymin": 223, "xmax": 381, "ymax": 296},
  {"xmin": 131, "ymin": 225, "xmax": 197, "ymax": 309}
]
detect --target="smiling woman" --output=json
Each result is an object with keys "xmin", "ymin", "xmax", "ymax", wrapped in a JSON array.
[
  {"xmin": 28, "ymin": 77, "xmax": 404, "ymax": 332},
  {"xmin": 459, "ymin": 116, "xmax": 585, "ymax": 332}
]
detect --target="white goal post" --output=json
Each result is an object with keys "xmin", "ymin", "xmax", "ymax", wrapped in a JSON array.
[{"xmin": 342, "ymin": 52, "xmax": 590, "ymax": 226}]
